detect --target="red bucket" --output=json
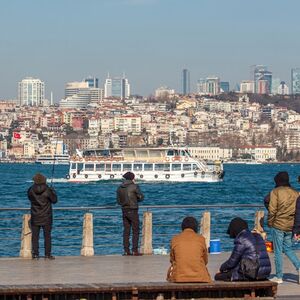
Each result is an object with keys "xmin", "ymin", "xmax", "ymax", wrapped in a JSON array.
[{"xmin": 265, "ymin": 240, "xmax": 273, "ymax": 252}]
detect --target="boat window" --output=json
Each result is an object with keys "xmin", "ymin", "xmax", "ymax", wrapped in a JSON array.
[
  {"xmin": 71, "ymin": 163, "xmax": 77, "ymax": 170},
  {"xmin": 181, "ymin": 150, "xmax": 186, "ymax": 156},
  {"xmin": 182, "ymin": 164, "xmax": 191, "ymax": 171},
  {"xmin": 105, "ymin": 163, "xmax": 112, "ymax": 171},
  {"xmin": 144, "ymin": 163, "xmax": 153, "ymax": 171},
  {"xmin": 77, "ymin": 163, "xmax": 84, "ymax": 172},
  {"xmin": 96, "ymin": 164, "xmax": 105, "ymax": 171},
  {"xmin": 192, "ymin": 164, "xmax": 200, "ymax": 170},
  {"xmin": 154, "ymin": 163, "xmax": 170, "ymax": 171},
  {"xmin": 171, "ymin": 164, "xmax": 181, "ymax": 171},
  {"xmin": 85, "ymin": 163, "xmax": 94, "ymax": 171},
  {"xmin": 112, "ymin": 164, "xmax": 121, "ymax": 171},
  {"xmin": 96, "ymin": 150, "xmax": 110, "ymax": 157},
  {"xmin": 167, "ymin": 150, "xmax": 174, "ymax": 156},
  {"xmin": 133, "ymin": 164, "xmax": 143, "ymax": 171},
  {"xmin": 123, "ymin": 164, "xmax": 132, "ymax": 171}
]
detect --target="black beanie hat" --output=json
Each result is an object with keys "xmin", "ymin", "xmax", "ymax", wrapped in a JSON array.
[
  {"xmin": 123, "ymin": 172, "xmax": 135, "ymax": 181},
  {"xmin": 227, "ymin": 217, "xmax": 248, "ymax": 239},
  {"xmin": 181, "ymin": 216, "xmax": 198, "ymax": 233},
  {"xmin": 274, "ymin": 171, "xmax": 290, "ymax": 187}
]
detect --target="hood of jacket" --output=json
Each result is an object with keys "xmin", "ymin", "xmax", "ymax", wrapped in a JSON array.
[
  {"xmin": 32, "ymin": 183, "xmax": 48, "ymax": 195},
  {"xmin": 120, "ymin": 180, "xmax": 133, "ymax": 188},
  {"xmin": 227, "ymin": 217, "xmax": 248, "ymax": 239}
]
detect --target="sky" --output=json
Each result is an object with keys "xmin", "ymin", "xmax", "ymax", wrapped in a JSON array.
[{"xmin": 0, "ymin": 0, "xmax": 300, "ymax": 101}]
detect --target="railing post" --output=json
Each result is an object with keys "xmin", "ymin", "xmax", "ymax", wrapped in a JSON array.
[
  {"xmin": 20, "ymin": 214, "xmax": 32, "ymax": 258},
  {"xmin": 81, "ymin": 213, "xmax": 94, "ymax": 256},
  {"xmin": 254, "ymin": 210, "xmax": 267, "ymax": 239},
  {"xmin": 200, "ymin": 211, "xmax": 211, "ymax": 250},
  {"xmin": 141, "ymin": 211, "xmax": 152, "ymax": 255}
]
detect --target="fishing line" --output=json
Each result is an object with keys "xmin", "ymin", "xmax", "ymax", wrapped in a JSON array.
[{"xmin": 50, "ymin": 132, "xmax": 59, "ymax": 188}]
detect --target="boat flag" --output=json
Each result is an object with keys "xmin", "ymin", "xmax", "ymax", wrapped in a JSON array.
[{"xmin": 13, "ymin": 132, "xmax": 21, "ymax": 139}]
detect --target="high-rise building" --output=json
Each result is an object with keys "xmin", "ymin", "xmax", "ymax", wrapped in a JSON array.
[
  {"xmin": 18, "ymin": 77, "xmax": 45, "ymax": 106},
  {"xmin": 84, "ymin": 76, "xmax": 99, "ymax": 88},
  {"xmin": 291, "ymin": 68, "xmax": 300, "ymax": 95},
  {"xmin": 257, "ymin": 80, "xmax": 269, "ymax": 94},
  {"xmin": 240, "ymin": 80, "xmax": 254, "ymax": 93},
  {"xmin": 196, "ymin": 77, "xmax": 220, "ymax": 95},
  {"xmin": 220, "ymin": 82, "xmax": 229, "ymax": 93},
  {"xmin": 254, "ymin": 65, "xmax": 272, "ymax": 94},
  {"xmin": 65, "ymin": 81, "xmax": 89, "ymax": 98},
  {"xmin": 182, "ymin": 69, "xmax": 190, "ymax": 95},
  {"xmin": 272, "ymin": 78, "xmax": 281, "ymax": 94},
  {"xmin": 104, "ymin": 74, "xmax": 130, "ymax": 99},
  {"xmin": 277, "ymin": 81, "xmax": 289, "ymax": 95}
]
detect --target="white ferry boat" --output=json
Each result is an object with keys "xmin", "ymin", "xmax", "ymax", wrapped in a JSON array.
[
  {"xmin": 66, "ymin": 148, "xmax": 224, "ymax": 183},
  {"xmin": 35, "ymin": 153, "xmax": 70, "ymax": 165}
]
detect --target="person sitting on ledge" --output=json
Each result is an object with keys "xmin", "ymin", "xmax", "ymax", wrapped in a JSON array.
[
  {"xmin": 167, "ymin": 216, "xmax": 212, "ymax": 283},
  {"xmin": 215, "ymin": 217, "xmax": 271, "ymax": 281}
]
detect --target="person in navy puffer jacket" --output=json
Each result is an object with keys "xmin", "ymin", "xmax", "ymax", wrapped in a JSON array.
[{"xmin": 215, "ymin": 217, "xmax": 271, "ymax": 281}]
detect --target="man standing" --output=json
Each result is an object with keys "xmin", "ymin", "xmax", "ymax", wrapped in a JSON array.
[
  {"xmin": 117, "ymin": 172, "xmax": 144, "ymax": 256},
  {"xmin": 268, "ymin": 171, "xmax": 300, "ymax": 283},
  {"xmin": 167, "ymin": 216, "xmax": 211, "ymax": 283},
  {"xmin": 28, "ymin": 173, "xmax": 58, "ymax": 259}
]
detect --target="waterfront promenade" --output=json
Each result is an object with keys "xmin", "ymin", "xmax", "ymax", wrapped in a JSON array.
[{"xmin": 0, "ymin": 252, "xmax": 299, "ymax": 299}]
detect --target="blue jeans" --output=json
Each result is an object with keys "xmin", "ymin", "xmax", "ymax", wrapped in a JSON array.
[{"xmin": 272, "ymin": 227, "xmax": 300, "ymax": 278}]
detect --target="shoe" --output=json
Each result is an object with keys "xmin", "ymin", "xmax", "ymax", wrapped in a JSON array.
[
  {"xmin": 122, "ymin": 251, "xmax": 132, "ymax": 256},
  {"xmin": 32, "ymin": 254, "xmax": 39, "ymax": 260},
  {"xmin": 269, "ymin": 277, "xmax": 283, "ymax": 284},
  {"xmin": 132, "ymin": 252, "xmax": 143, "ymax": 256},
  {"xmin": 44, "ymin": 255, "xmax": 55, "ymax": 260}
]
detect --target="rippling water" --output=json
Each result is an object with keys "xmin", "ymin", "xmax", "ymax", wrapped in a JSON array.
[{"xmin": 0, "ymin": 162, "xmax": 299, "ymax": 256}]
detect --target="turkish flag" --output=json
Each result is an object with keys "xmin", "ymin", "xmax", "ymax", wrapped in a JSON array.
[{"xmin": 13, "ymin": 132, "xmax": 21, "ymax": 139}]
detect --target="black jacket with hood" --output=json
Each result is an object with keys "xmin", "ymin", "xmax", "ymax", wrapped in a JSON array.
[
  {"xmin": 117, "ymin": 180, "xmax": 144, "ymax": 209},
  {"xmin": 220, "ymin": 218, "xmax": 271, "ymax": 281},
  {"xmin": 27, "ymin": 183, "xmax": 58, "ymax": 225}
]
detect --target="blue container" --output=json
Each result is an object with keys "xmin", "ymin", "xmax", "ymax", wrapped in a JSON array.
[{"xmin": 210, "ymin": 239, "xmax": 221, "ymax": 254}]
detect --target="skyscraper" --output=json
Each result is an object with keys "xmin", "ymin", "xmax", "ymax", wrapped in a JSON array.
[
  {"xmin": 254, "ymin": 65, "xmax": 272, "ymax": 94},
  {"xmin": 182, "ymin": 69, "xmax": 190, "ymax": 95},
  {"xmin": 104, "ymin": 74, "xmax": 130, "ymax": 99},
  {"xmin": 84, "ymin": 76, "xmax": 99, "ymax": 88},
  {"xmin": 18, "ymin": 77, "xmax": 45, "ymax": 106},
  {"xmin": 291, "ymin": 68, "xmax": 300, "ymax": 95},
  {"xmin": 220, "ymin": 82, "xmax": 229, "ymax": 93}
]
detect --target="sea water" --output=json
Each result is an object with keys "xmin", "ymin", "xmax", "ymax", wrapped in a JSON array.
[{"xmin": 0, "ymin": 163, "xmax": 299, "ymax": 256}]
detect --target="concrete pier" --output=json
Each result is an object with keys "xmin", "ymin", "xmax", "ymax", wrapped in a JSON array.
[{"xmin": 0, "ymin": 252, "xmax": 299, "ymax": 299}]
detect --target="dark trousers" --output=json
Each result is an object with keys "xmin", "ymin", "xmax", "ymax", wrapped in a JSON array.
[
  {"xmin": 214, "ymin": 270, "xmax": 233, "ymax": 281},
  {"xmin": 31, "ymin": 223, "xmax": 52, "ymax": 256},
  {"xmin": 122, "ymin": 209, "xmax": 139, "ymax": 252}
]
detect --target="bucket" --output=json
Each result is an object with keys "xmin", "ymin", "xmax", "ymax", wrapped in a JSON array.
[
  {"xmin": 210, "ymin": 239, "xmax": 221, "ymax": 254},
  {"xmin": 265, "ymin": 240, "xmax": 273, "ymax": 252}
]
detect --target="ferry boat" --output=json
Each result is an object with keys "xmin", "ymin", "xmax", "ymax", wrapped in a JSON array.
[
  {"xmin": 35, "ymin": 153, "xmax": 70, "ymax": 165},
  {"xmin": 66, "ymin": 148, "xmax": 225, "ymax": 182}
]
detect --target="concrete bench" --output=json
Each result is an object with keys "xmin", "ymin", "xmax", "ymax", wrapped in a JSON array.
[{"xmin": 0, "ymin": 280, "xmax": 278, "ymax": 299}]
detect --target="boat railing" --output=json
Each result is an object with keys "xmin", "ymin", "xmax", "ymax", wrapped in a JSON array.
[{"xmin": 0, "ymin": 204, "xmax": 272, "ymax": 257}]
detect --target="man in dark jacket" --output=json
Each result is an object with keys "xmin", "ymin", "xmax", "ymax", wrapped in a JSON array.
[
  {"xmin": 117, "ymin": 172, "xmax": 144, "ymax": 256},
  {"xmin": 215, "ymin": 217, "xmax": 271, "ymax": 281},
  {"xmin": 27, "ymin": 173, "xmax": 57, "ymax": 259}
]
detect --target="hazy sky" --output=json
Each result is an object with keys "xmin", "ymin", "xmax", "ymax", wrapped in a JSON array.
[{"xmin": 1, "ymin": 0, "xmax": 300, "ymax": 101}]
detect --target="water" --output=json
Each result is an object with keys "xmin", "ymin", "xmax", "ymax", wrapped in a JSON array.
[{"xmin": 0, "ymin": 163, "xmax": 299, "ymax": 256}]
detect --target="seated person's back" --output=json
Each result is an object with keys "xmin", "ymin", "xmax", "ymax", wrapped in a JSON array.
[
  {"xmin": 167, "ymin": 216, "xmax": 211, "ymax": 283},
  {"xmin": 215, "ymin": 217, "xmax": 271, "ymax": 281}
]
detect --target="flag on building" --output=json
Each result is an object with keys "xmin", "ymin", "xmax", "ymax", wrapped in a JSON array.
[{"xmin": 13, "ymin": 132, "xmax": 21, "ymax": 139}]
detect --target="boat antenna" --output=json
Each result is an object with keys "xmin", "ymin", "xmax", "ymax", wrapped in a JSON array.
[{"xmin": 50, "ymin": 131, "xmax": 59, "ymax": 187}]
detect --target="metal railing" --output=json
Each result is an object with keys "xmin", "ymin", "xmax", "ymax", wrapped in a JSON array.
[{"xmin": 0, "ymin": 204, "xmax": 267, "ymax": 257}]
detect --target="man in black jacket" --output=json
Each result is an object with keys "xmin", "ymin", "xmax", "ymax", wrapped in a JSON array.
[
  {"xmin": 27, "ymin": 173, "xmax": 58, "ymax": 260},
  {"xmin": 117, "ymin": 172, "xmax": 144, "ymax": 256}
]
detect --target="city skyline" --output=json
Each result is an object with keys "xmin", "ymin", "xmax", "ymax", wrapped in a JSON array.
[{"xmin": 0, "ymin": 0, "xmax": 300, "ymax": 101}]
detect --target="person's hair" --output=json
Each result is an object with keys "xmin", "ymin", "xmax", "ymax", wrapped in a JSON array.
[
  {"xmin": 274, "ymin": 171, "xmax": 290, "ymax": 187},
  {"xmin": 181, "ymin": 216, "xmax": 198, "ymax": 233},
  {"xmin": 226, "ymin": 217, "xmax": 248, "ymax": 239}
]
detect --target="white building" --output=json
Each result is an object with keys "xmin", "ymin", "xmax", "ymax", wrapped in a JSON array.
[
  {"xmin": 188, "ymin": 146, "xmax": 232, "ymax": 161},
  {"xmin": 240, "ymin": 80, "xmax": 254, "ymax": 93},
  {"xmin": 155, "ymin": 86, "xmax": 175, "ymax": 98},
  {"xmin": 277, "ymin": 81, "xmax": 289, "ymax": 95},
  {"xmin": 18, "ymin": 77, "xmax": 45, "ymax": 106},
  {"xmin": 197, "ymin": 77, "xmax": 220, "ymax": 95}
]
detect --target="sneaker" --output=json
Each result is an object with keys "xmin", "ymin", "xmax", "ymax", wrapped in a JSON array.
[
  {"xmin": 32, "ymin": 254, "xmax": 39, "ymax": 260},
  {"xmin": 122, "ymin": 251, "xmax": 132, "ymax": 256},
  {"xmin": 132, "ymin": 252, "xmax": 143, "ymax": 256},
  {"xmin": 269, "ymin": 277, "xmax": 283, "ymax": 284},
  {"xmin": 44, "ymin": 255, "xmax": 55, "ymax": 260}
]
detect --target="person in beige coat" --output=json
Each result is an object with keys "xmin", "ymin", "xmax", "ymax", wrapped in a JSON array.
[{"xmin": 167, "ymin": 216, "xmax": 212, "ymax": 283}]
